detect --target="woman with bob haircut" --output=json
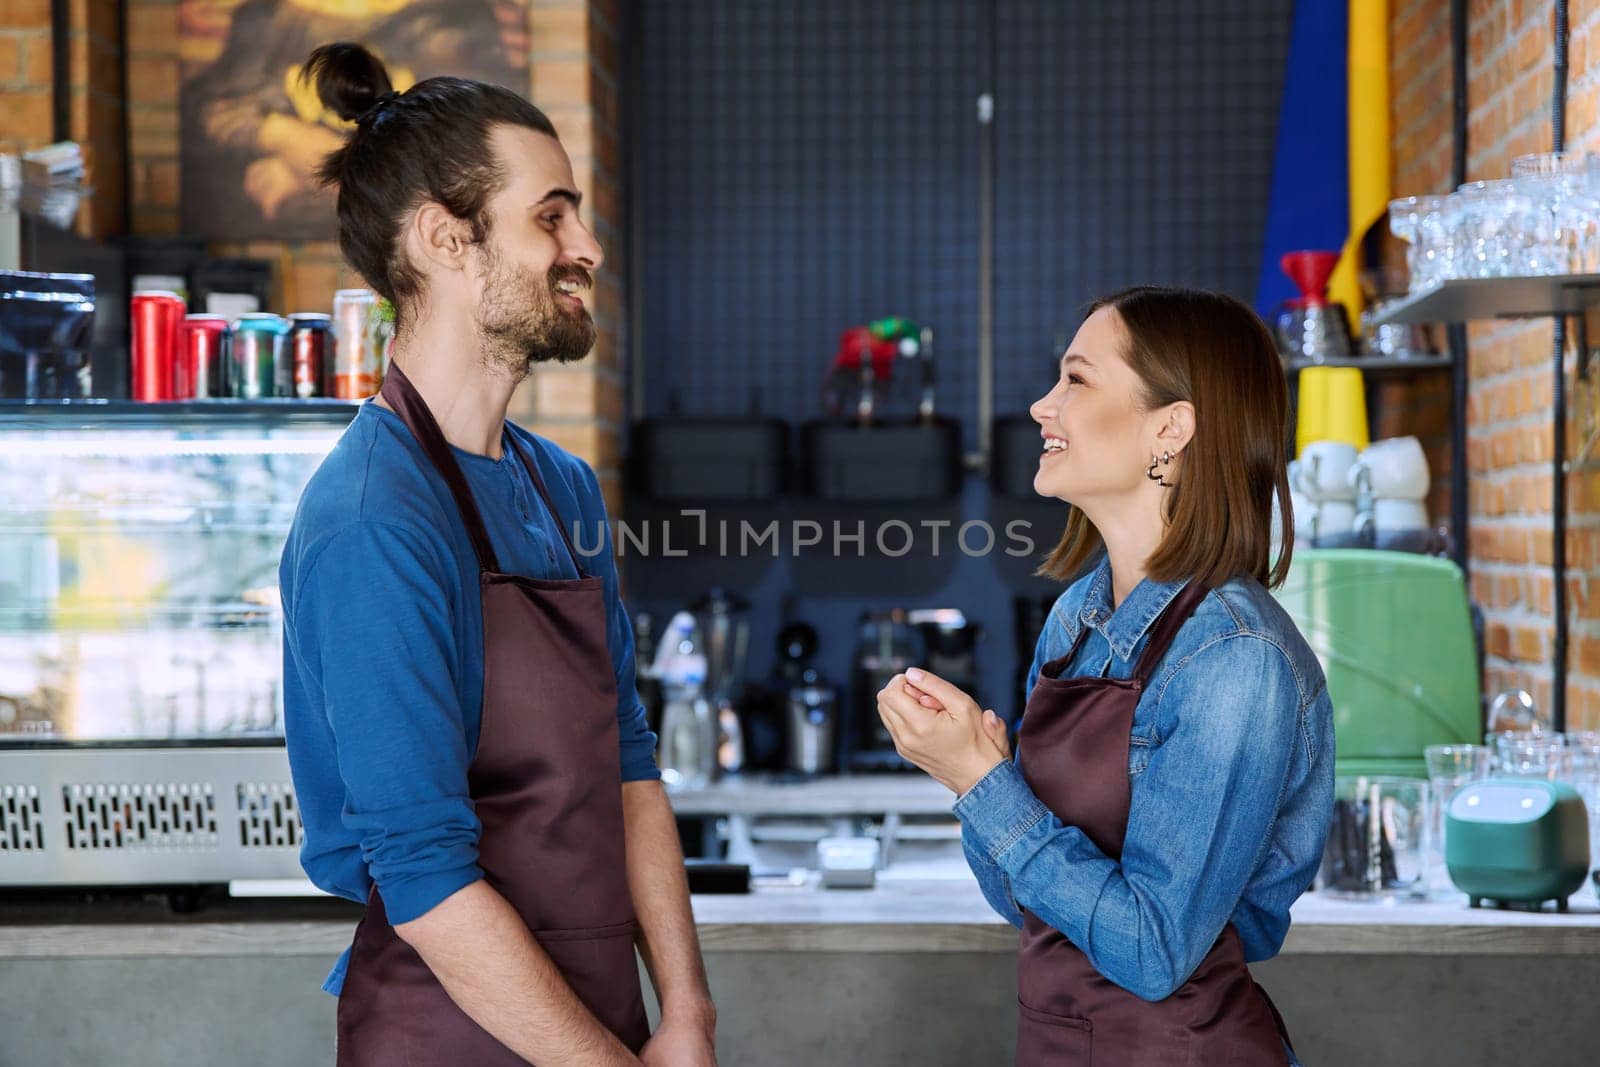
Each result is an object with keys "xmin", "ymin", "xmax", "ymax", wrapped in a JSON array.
[{"xmin": 878, "ymin": 287, "xmax": 1334, "ymax": 1065}]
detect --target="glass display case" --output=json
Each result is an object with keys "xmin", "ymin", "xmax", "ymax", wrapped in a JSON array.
[{"xmin": 0, "ymin": 400, "xmax": 356, "ymax": 888}]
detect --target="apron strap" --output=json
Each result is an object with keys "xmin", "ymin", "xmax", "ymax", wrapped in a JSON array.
[
  {"xmin": 1130, "ymin": 580, "xmax": 1210, "ymax": 686},
  {"xmin": 504, "ymin": 432, "xmax": 588, "ymax": 579},
  {"xmin": 379, "ymin": 361, "xmax": 500, "ymax": 574}
]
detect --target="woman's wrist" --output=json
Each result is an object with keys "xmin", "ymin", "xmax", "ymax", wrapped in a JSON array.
[{"xmin": 950, "ymin": 751, "xmax": 1006, "ymax": 798}]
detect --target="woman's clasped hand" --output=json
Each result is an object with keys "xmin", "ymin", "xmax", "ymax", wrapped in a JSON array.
[{"xmin": 876, "ymin": 668, "xmax": 1012, "ymax": 796}]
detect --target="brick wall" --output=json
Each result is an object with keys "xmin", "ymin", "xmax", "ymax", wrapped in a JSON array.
[
  {"xmin": 2, "ymin": 0, "xmax": 125, "ymax": 237},
  {"xmin": 0, "ymin": 0, "xmax": 53, "ymax": 154},
  {"xmin": 120, "ymin": 0, "xmax": 623, "ymax": 506},
  {"xmin": 1391, "ymin": 0, "xmax": 1600, "ymax": 728}
]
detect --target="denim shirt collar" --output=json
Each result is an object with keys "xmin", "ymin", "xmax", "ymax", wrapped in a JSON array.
[{"xmin": 1075, "ymin": 555, "xmax": 1192, "ymax": 664}]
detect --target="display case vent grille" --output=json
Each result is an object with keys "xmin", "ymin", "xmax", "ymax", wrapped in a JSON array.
[
  {"xmin": 1, "ymin": 784, "xmax": 44, "ymax": 852},
  {"xmin": 237, "ymin": 781, "xmax": 301, "ymax": 849},
  {"xmin": 62, "ymin": 781, "xmax": 219, "ymax": 850}
]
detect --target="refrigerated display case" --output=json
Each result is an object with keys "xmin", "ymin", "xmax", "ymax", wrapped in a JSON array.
[{"xmin": 0, "ymin": 400, "xmax": 357, "ymax": 887}]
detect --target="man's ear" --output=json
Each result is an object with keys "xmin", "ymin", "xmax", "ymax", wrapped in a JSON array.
[{"xmin": 405, "ymin": 201, "xmax": 472, "ymax": 278}]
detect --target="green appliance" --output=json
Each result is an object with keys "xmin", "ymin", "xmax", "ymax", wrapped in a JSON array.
[
  {"xmin": 1445, "ymin": 778, "xmax": 1591, "ymax": 910},
  {"xmin": 1272, "ymin": 549, "xmax": 1480, "ymax": 779}
]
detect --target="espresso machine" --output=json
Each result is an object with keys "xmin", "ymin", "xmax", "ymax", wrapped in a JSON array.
[
  {"xmin": 847, "ymin": 608, "xmax": 985, "ymax": 771},
  {"xmin": 848, "ymin": 609, "xmax": 924, "ymax": 771}
]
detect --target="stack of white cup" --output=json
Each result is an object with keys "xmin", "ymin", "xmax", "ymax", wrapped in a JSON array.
[
  {"xmin": 1287, "ymin": 441, "xmax": 1359, "ymax": 546},
  {"xmin": 1284, "ymin": 436, "xmax": 1432, "ymax": 549},
  {"xmin": 1349, "ymin": 436, "xmax": 1431, "ymax": 548}
]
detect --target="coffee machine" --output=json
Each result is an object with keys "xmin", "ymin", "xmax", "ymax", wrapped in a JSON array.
[
  {"xmin": 848, "ymin": 609, "xmax": 922, "ymax": 771},
  {"xmin": 847, "ymin": 608, "xmax": 985, "ymax": 771}
]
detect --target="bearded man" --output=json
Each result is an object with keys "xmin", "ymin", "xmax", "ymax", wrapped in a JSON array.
[{"xmin": 279, "ymin": 42, "xmax": 716, "ymax": 1067}]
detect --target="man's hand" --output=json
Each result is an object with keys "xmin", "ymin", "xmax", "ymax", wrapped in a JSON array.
[{"xmin": 639, "ymin": 1011, "xmax": 717, "ymax": 1066}]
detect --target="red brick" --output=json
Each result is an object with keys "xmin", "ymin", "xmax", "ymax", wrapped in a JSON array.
[
  {"xmin": 0, "ymin": 87, "xmax": 50, "ymax": 149},
  {"xmin": 129, "ymin": 105, "xmax": 178, "ymax": 156},
  {"xmin": 0, "ymin": 33, "xmax": 19, "ymax": 82},
  {"xmin": 126, "ymin": 3, "xmax": 177, "ymax": 57},
  {"xmin": 1512, "ymin": 624, "xmax": 1547, "ymax": 662},
  {"xmin": 1534, "ymin": 526, "xmax": 1555, "ymax": 566},
  {"xmin": 0, "ymin": 0, "xmax": 49, "ymax": 30},
  {"xmin": 19, "ymin": 28, "xmax": 46, "ymax": 84},
  {"xmin": 126, "ymin": 56, "xmax": 177, "ymax": 107},
  {"xmin": 1487, "ymin": 621, "xmax": 1512, "ymax": 659}
]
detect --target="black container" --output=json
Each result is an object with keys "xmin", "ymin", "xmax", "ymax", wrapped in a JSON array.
[
  {"xmin": 630, "ymin": 417, "xmax": 790, "ymax": 501},
  {"xmin": 991, "ymin": 414, "xmax": 1046, "ymax": 498},
  {"xmin": 191, "ymin": 259, "xmax": 275, "ymax": 318},
  {"xmin": 800, "ymin": 417, "xmax": 963, "ymax": 502}
]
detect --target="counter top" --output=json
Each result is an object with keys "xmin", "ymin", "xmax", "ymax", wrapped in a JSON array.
[
  {"xmin": 665, "ymin": 774, "xmax": 956, "ymax": 816},
  {"xmin": 5, "ymin": 877, "xmax": 1599, "ymax": 960}
]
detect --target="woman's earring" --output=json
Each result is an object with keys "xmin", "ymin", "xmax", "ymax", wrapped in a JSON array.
[{"xmin": 1146, "ymin": 450, "xmax": 1174, "ymax": 487}]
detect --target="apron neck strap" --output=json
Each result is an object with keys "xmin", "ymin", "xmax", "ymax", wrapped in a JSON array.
[
  {"xmin": 503, "ymin": 432, "xmax": 587, "ymax": 578},
  {"xmin": 1131, "ymin": 580, "xmax": 1210, "ymax": 685},
  {"xmin": 379, "ymin": 361, "xmax": 501, "ymax": 574}
]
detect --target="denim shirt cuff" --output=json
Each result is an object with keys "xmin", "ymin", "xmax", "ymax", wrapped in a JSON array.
[{"xmin": 952, "ymin": 758, "xmax": 1050, "ymax": 863}]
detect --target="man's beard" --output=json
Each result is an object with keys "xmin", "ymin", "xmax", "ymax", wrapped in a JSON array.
[{"xmin": 475, "ymin": 247, "xmax": 596, "ymax": 378}]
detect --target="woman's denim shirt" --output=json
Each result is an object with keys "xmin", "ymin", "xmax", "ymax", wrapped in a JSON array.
[{"xmin": 956, "ymin": 556, "xmax": 1336, "ymax": 1003}]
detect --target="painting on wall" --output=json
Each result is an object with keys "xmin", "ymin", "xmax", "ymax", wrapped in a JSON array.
[{"xmin": 178, "ymin": 0, "xmax": 530, "ymax": 240}]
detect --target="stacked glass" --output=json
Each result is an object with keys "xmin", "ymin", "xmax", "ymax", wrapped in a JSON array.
[{"xmin": 1387, "ymin": 152, "xmax": 1600, "ymax": 294}]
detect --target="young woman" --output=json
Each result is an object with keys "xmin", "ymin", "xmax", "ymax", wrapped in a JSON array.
[{"xmin": 878, "ymin": 287, "xmax": 1334, "ymax": 1066}]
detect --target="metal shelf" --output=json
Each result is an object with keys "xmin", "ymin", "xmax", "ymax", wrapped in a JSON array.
[
  {"xmin": 1366, "ymin": 274, "xmax": 1600, "ymax": 326},
  {"xmin": 0, "ymin": 398, "xmax": 364, "ymax": 429},
  {"xmin": 1285, "ymin": 355, "xmax": 1453, "ymax": 375}
]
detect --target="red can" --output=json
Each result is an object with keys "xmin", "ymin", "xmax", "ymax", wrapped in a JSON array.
[
  {"xmin": 130, "ymin": 291, "xmax": 185, "ymax": 401},
  {"xmin": 175, "ymin": 315, "xmax": 231, "ymax": 399},
  {"xmin": 288, "ymin": 313, "xmax": 330, "ymax": 398}
]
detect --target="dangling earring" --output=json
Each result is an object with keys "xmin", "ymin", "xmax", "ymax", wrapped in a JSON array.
[{"xmin": 1146, "ymin": 450, "xmax": 1174, "ymax": 487}]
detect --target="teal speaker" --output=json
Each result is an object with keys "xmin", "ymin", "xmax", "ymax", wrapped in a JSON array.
[
  {"xmin": 1273, "ymin": 549, "xmax": 1480, "ymax": 779},
  {"xmin": 1445, "ymin": 779, "xmax": 1591, "ymax": 911}
]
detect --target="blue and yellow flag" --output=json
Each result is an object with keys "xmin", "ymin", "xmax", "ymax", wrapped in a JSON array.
[{"xmin": 1256, "ymin": 0, "xmax": 1391, "ymax": 319}]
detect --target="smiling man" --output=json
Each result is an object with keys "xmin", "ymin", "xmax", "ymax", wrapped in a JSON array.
[{"xmin": 278, "ymin": 43, "xmax": 715, "ymax": 1066}]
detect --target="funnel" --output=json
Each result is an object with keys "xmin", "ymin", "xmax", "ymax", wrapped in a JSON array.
[{"xmin": 1281, "ymin": 251, "xmax": 1342, "ymax": 307}]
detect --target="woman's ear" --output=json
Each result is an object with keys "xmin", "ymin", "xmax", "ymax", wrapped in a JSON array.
[{"xmin": 1155, "ymin": 401, "xmax": 1196, "ymax": 455}]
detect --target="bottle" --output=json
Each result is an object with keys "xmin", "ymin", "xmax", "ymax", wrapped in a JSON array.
[{"xmin": 658, "ymin": 661, "xmax": 715, "ymax": 790}]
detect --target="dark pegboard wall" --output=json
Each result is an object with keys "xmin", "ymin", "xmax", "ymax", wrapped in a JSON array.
[
  {"xmin": 633, "ymin": 1, "xmax": 983, "ymax": 434},
  {"xmin": 992, "ymin": 0, "xmax": 1294, "ymax": 413},
  {"xmin": 633, "ymin": 1, "xmax": 1293, "ymax": 433}
]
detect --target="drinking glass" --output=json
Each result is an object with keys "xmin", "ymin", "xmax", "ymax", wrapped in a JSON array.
[
  {"xmin": 1562, "ymin": 730, "xmax": 1600, "ymax": 876},
  {"xmin": 1423, "ymin": 744, "xmax": 1487, "ymax": 897},
  {"xmin": 1454, "ymin": 180, "xmax": 1530, "ymax": 278},
  {"xmin": 1321, "ymin": 776, "xmax": 1429, "ymax": 899},
  {"xmin": 1511, "ymin": 152, "xmax": 1591, "ymax": 275},
  {"xmin": 1493, "ymin": 730, "xmax": 1568, "ymax": 780}
]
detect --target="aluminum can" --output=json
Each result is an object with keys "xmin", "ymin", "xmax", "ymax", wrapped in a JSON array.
[
  {"xmin": 175, "ymin": 315, "xmax": 231, "ymax": 399},
  {"xmin": 332, "ymin": 289, "xmax": 381, "ymax": 399},
  {"xmin": 230, "ymin": 313, "xmax": 288, "ymax": 399},
  {"xmin": 287, "ymin": 313, "xmax": 331, "ymax": 398},
  {"xmin": 130, "ymin": 290, "xmax": 185, "ymax": 401}
]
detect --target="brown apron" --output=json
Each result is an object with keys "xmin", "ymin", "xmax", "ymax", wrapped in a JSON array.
[
  {"xmin": 336, "ymin": 363, "xmax": 650, "ymax": 1064},
  {"xmin": 1013, "ymin": 581, "xmax": 1291, "ymax": 1066}
]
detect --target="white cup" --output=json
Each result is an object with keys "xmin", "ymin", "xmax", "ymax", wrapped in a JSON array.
[
  {"xmin": 1297, "ymin": 441, "xmax": 1359, "ymax": 502},
  {"xmin": 1373, "ymin": 497, "xmax": 1429, "ymax": 531},
  {"xmin": 1311, "ymin": 500, "xmax": 1358, "ymax": 540},
  {"xmin": 1351, "ymin": 436, "xmax": 1430, "ymax": 500},
  {"xmin": 1288, "ymin": 488, "xmax": 1314, "ymax": 544}
]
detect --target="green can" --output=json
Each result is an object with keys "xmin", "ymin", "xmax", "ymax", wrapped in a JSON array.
[{"xmin": 230, "ymin": 313, "xmax": 290, "ymax": 399}]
